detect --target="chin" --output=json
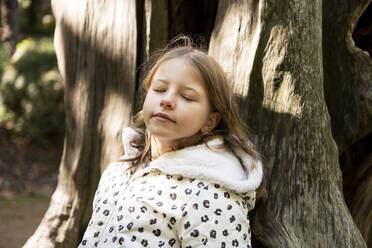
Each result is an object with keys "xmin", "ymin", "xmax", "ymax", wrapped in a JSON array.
[
  {"xmin": 152, "ymin": 133, "xmax": 176, "ymax": 141},
  {"xmin": 148, "ymin": 128, "xmax": 173, "ymax": 139}
]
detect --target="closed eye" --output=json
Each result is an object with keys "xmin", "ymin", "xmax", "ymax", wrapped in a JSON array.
[
  {"xmin": 181, "ymin": 95, "xmax": 194, "ymax": 101},
  {"xmin": 153, "ymin": 88, "xmax": 166, "ymax": 92}
]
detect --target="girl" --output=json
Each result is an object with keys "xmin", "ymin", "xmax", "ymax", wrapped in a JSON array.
[{"xmin": 79, "ymin": 37, "xmax": 264, "ymax": 248}]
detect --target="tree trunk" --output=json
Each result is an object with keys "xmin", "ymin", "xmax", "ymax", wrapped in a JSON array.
[
  {"xmin": 340, "ymin": 133, "xmax": 372, "ymax": 247},
  {"xmin": 138, "ymin": 0, "xmax": 217, "ymax": 59},
  {"xmin": 28, "ymin": 0, "xmax": 39, "ymax": 32},
  {"xmin": 323, "ymin": 0, "xmax": 372, "ymax": 246},
  {"xmin": 23, "ymin": 0, "xmax": 137, "ymax": 247},
  {"xmin": 0, "ymin": 0, "xmax": 19, "ymax": 58},
  {"xmin": 323, "ymin": 0, "xmax": 372, "ymax": 155},
  {"xmin": 209, "ymin": 0, "xmax": 367, "ymax": 247}
]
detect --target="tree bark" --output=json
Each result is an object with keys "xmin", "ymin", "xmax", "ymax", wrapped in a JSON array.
[
  {"xmin": 323, "ymin": 1, "xmax": 372, "ymax": 246},
  {"xmin": 340, "ymin": 133, "xmax": 372, "ymax": 247},
  {"xmin": 0, "ymin": 0, "xmax": 19, "ymax": 58},
  {"xmin": 323, "ymin": 0, "xmax": 372, "ymax": 154},
  {"xmin": 209, "ymin": 0, "xmax": 367, "ymax": 247},
  {"xmin": 138, "ymin": 0, "xmax": 217, "ymax": 59},
  {"xmin": 23, "ymin": 0, "xmax": 137, "ymax": 247}
]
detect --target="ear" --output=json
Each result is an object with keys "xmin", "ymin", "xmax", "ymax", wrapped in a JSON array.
[{"xmin": 201, "ymin": 112, "xmax": 221, "ymax": 134}]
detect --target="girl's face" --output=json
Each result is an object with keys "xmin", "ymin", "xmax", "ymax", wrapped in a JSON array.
[{"xmin": 143, "ymin": 58, "xmax": 216, "ymax": 147}]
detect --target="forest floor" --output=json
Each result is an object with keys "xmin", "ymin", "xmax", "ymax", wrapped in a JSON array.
[{"xmin": 0, "ymin": 128, "xmax": 62, "ymax": 248}]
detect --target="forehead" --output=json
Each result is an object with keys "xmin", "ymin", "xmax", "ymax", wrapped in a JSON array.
[{"xmin": 152, "ymin": 58, "xmax": 207, "ymax": 90}]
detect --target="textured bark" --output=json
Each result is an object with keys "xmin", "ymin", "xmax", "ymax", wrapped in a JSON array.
[
  {"xmin": 0, "ymin": 0, "xmax": 19, "ymax": 57},
  {"xmin": 323, "ymin": 1, "xmax": 372, "ymax": 246},
  {"xmin": 23, "ymin": 0, "xmax": 137, "ymax": 247},
  {"xmin": 167, "ymin": 0, "xmax": 217, "ymax": 46},
  {"xmin": 139, "ymin": 0, "xmax": 217, "ymax": 59},
  {"xmin": 209, "ymin": 0, "xmax": 367, "ymax": 247},
  {"xmin": 353, "ymin": 4, "xmax": 372, "ymax": 56},
  {"xmin": 209, "ymin": 0, "xmax": 264, "ymax": 121},
  {"xmin": 323, "ymin": 0, "xmax": 372, "ymax": 154},
  {"xmin": 340, "ymin": 133, "xmax": 372, "ymax": 246}
]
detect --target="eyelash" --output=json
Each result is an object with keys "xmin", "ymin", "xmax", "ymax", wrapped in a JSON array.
[
  {"xmin": 152, "ymin": 88, "xmax": 194, "ymax": 101},
  {"xmin": 153, "ymin": 88, "xmax": 165, "ymax": 92},
  {"xmin": 181, "ymin": 95, "xmax": 193, "ymax": 101}
]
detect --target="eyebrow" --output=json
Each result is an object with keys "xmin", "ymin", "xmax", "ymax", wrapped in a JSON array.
[{"xmin": 154, "ymin": 79, "xmax": 201, "ymax": 95}]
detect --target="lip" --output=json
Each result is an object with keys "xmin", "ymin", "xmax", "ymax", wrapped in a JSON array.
[{"xmin": 153, "ymin": 112, "xmax": 175, "ymax": 123}]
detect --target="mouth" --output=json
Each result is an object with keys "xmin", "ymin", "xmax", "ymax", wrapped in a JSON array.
[{"xmin": 153, "ymin": 112, "xmax": 175, "ymax": 123}]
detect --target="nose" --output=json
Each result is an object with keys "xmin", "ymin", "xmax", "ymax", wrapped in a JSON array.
[{"xmin": 160, "ymin": 96, "xmax": 175, "ymax": 109}]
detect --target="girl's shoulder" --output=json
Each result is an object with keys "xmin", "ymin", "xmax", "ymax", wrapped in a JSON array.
[
  {"xmin": 175, "ymin": 176, "xmax": 254, "ymax": 247},
  {"xmin": 120, "ymin": 126, "xmax": 262, "ymax": 200},
  {"xmin": 97, "ymin": 161, "xmax": 131, "ymax": 186},
  {"xmin": 183, "ymin": 175, "xmax": 256, "ymax": 211},
  {"xmin": 148, "ymin": 138, "xmax": 262, "ymax": 194}
]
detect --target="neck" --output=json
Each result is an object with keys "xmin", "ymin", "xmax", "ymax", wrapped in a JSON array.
[
  {"xmin": 150, "ymin": 136, "xmax": 178, "ymax": 160},
  {"xmin": 150, "ymin": 134, "xmax": 201, "ymax": 160}
]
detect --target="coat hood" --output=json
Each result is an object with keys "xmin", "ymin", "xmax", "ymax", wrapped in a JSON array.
[{"xmin": 121, "ymin": 127, "xmax": 263, "ymax": 194}]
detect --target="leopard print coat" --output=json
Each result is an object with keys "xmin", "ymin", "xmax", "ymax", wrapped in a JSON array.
[{"xmin": 78, "ymin": 128, "xmax": 263, "ymax": 248}]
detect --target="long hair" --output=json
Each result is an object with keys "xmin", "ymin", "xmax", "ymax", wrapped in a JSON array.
[{"xmin": 118, "ymin": 36, "xmax": 265, "ymax": 197}]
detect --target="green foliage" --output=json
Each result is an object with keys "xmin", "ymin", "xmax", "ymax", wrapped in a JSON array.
[
  {"xmin": 19, "ymin": 0, "xmax": 55, "ymax": 36},
  {"xmin": 0, "ymin": 38, "xmax": 64, "ymax": 146}
]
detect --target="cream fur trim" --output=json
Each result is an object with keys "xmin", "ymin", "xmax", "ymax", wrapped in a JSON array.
[{"xmin": 122, "ymin": 127, "xmax": 263, "ymax": 193}]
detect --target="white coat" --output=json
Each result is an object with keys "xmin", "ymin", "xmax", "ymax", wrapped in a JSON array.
[{"xmin": 78, "ymin": 128, "xmax": 263, "ymax": 248}]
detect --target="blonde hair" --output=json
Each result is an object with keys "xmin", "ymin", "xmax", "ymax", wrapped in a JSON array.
[{"xmin": 121, "ymin": 35, "xmax": 261, "ymax": 171}]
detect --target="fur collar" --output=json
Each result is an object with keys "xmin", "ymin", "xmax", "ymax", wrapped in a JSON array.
[{"xmin": 121, "ymin": 127, "xmax": 263, "ymax": 194}]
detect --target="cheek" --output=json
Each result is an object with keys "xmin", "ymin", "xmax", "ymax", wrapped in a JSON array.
[
  {"xmin": 181, "ymin": 104, "xmax": 210, "ymax": 127},
  {"xmin": 142, "ymin": 94, "xmax": 153, "ymax": 123}
]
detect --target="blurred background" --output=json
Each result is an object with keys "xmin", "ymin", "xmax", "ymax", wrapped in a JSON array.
[{"xmin": 0, "ymin": 0, "xmax": 63, "ymax": 247}]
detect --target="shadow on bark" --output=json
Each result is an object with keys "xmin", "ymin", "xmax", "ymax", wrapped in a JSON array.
[
  {"xmin": 353, "ymin": 3, "xmax": 372, "ymax": 56},
  {"xmin": 323, "ymin": 0, "xmax": 371, "ymax": 245}
]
